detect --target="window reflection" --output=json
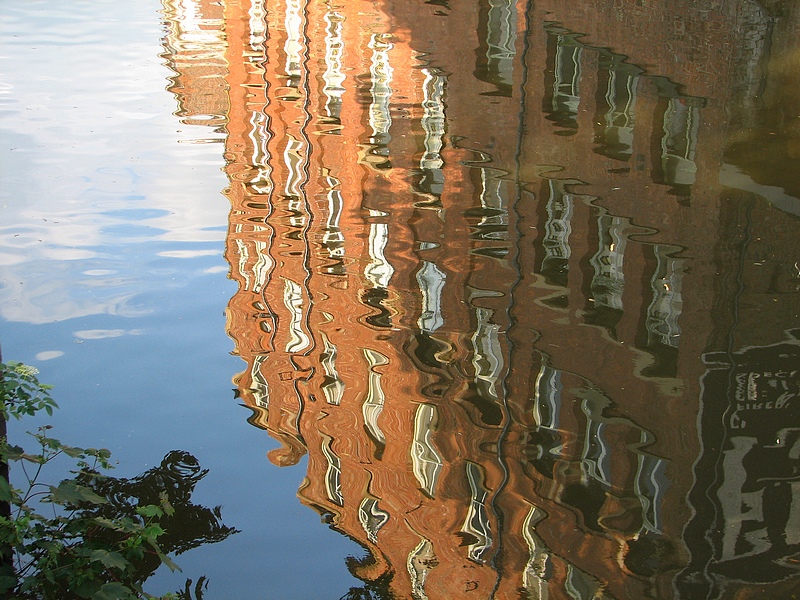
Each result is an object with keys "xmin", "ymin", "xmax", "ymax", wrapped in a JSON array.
[
  {"xmin": 283, "ymin": 137, "xmax": 306, "ymax": 227},
  {"xmin": 247, "ymin": 110, "xmax": 273, "ymax": 195},
  {"xmin": 247, "ymin": 0, "xmax": 266, "ymax": 55},
  {"xmin": 522, "ymin": 505, "xmax": 550, "ymax": 599},
  {"xmin": 544, "ymin": 30, "xmax": 582, "ymax": 135},
  {"xmin": 322, "ymin": 175, "xmax": 346, "ymax": 275},
  {"xmin": 585, "ymin": 214, "xmax": 628, "ymax": 337},
  {"xmin": 416, "ymin": 261, "xmax": 446, "ymax": 333},
  {"xmin": 461, "ymin": 461, "xmax": 493, "ymax": 563},
  {"xmin": 250, "ymin": 353, "xmax": 270, "ymax": 410},
  {"xmin": 540, "ymin": 180, "xmax": 573, "ymax": 289},
  {"xmin": 364, "ymin": 34, "xmax": 393, "ymax": 170},
  {"xmin": 635, "ymin": 436, "xmax": 668, "ymax": 534},
  {"xmin": 322, "ymin": 9, "xmax": 346, "ymax": 124},
  {"xmin": 659, "ymin": 97, "xmax": 700, "ymax": 190},
  {"xmin": 581, "ymin": 403, "xmax": 612, "ymax": 489},
  {"xmin": 362, "ymin": 347, "xmax": 388, "ymax": 456},
  {"xmin": 321, "ymin": 434, "xmax": 344, "ymax": 507},
  {"xmin": 283, "ymin": 277, "xmax": 311, "ymax": 353},
  {"xmin": 534, "ymin": 363, "xmax": 561, "ymax": 429},
  {"xmin": 640, "ymin": 245, "xmax": 683, "ymax": 378},
  {"xmin": 363, "ymin": 222, "xmax": 394, "ymax": 328},
  {"xmin": 646, "ymin": 245, "xmax": 683, "ymax": 349},
  {"xmin": 418, "ymin": 68, "xmax": 446, "ymax": 200},
  {"xmin": 475, "ymin": 0, "xmax": 516, "ymax": 96},
  {"xmin": 471, "ymin": 168, "xmax": 509, "ymax": 243},
  {"xmin": 358, "ymin": 496, "xmax": 389, "ymax": 544},
  {"xmin": 283, "ymin": 0, "xmax": 303, "ymax": 89},
  {"xmin": 565, "ymin": 564, "xmax": 604, "ymax": 599},
  {"xmin": 319, "ymin": 331, "xmax": 344, "ymax": 406},
  {"xmin": 408, "ymin": 538, "xmax": 437, "ymax": 600},
  {"xmin": 411, "ymin": 403, "xmax": 443, "ymax": 498},
  {"xmin": 471, "ymin": 306, "xmax": 503, "ymax": 406},
  {"xmin": 594, "ymin": 58, "xmax": 641, "ymax": 162}
]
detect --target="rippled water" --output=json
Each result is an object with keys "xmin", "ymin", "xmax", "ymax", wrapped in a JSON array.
[{"xmin": 2, "ymin": 1, "xmax": 799, "ymax": 599}]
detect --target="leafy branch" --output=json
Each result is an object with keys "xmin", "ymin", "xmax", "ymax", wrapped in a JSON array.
[{"xmin": 0, "ymin": 362, "xmax": 234, "ymax": 600}]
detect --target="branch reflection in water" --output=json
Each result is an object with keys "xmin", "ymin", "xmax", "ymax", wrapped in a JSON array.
[{"xmin": 77, "ymin": 451, "xmax": 239, "ymax": 588}]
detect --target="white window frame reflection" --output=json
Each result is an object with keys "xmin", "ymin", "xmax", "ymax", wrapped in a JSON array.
[
  {"xmin": 250, "ymin": 353, "xmax": 270, "ymax": 410},
  {"xmin": 365, "ymin": 223, "xmax": 394, "ymax": 289},
  {"xmin": 320, "ymin": 331, "xmax": 344, "ymax": 405},
  {"xmin": 416, "ymin": 261, "xmax": 446, "ymax": 333},
  {"xmin": 407, "ymin": 538, "xmax": 436, "ymax": 600},
  {"xmin": 580, "ymin": 400, "xmax": 611, "ymax": 488},
  {"xmin": 321, "ymin": 434, "xmax": 344, "ymax": 507},
  {"xmin": 411, "ymin": 403, "xmax": 443, "ymax": 498},
  {"xmin": 368, "ymin": 34, "xmax": 393, "ymax": 150},
  {"xmin": 322, "ymin": 9, "xmax": 346, "ymax": 122},
  {"xmin": 283, "ymin": 0, "xmax": 303, "ymax": 87},
  {"xmin": 358, "ymin": 496, "xmax": 389, "ymax": 544},
  {"xmin": 589, "ymin": 214, "xmax": 627, "ymax": 312},
  {"xmin": 462, "ymin": 461, "xmax": 493, "ymax": 563},
  {"xmin": 522, "ymin": 505, "xmax": 550, "ymax": 597},
  {"xmin": 471, "ymin": 307, "xmax": 504, "ymax": 403},
  {"xmin": 362, "ymin": 347, "xmax": 388, "ymax": 447},
  {"xmin": 283, "ymin": 277, "xmax": 311, "ymax": 353}
]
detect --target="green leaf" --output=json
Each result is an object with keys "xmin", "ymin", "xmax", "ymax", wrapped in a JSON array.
[
  {"xmin": 143, "ymin": 524, "xmax": 165, "ymax": 539},
  {"xmin": 0, "ymin": 572, "xmax": 17, "ymax": 593},
  {"xmin": 62, "ymin": 445, "xmax": 87, "ymax": 458},
  {"xmin": 49, "ymin": 480, "xmax": 108, "ymax": 506},
  {"xmin": 0, "ymin": 478, "xmax": 14, "ymax": 503},
  {"xmin": 159, "ymin": 491, "xmax": 175, "ymax": 517},
  {"xmin": 91, "ymin": 517, "xmax": 127, "ymax": 532},
  {"xmin": 3, "ymin": 445, "xmax": 25, "ymax": 461},
  {"xmin": 146, "ymin": 539, "xmax": 181, "ymax": 573},
  {"xmin": 20, "ymin": 453, "xmax": 46, "ymax": 464},
  {"xmin": 90, "ymin": 549, "xmax": 130, "ymax": 572},
  {"xmin": 158, "ymin": 552, "xmax": 181, "ymax": 573},
  {"xmin": 92, "ymin": 582, "xmax": 135, "ymax": 600},
  {"xmin": 136, "ymin": 504, "xmax": 163, "ymax": 519}
]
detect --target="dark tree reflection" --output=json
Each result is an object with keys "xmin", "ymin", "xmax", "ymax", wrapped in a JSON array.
[
  {"xmin": 76, "ymin": 450, "xmax": 238, "ymax": 587},
  {"xmin": 340, "ymin": 556, "xmax": 395, "ymax": 600}
]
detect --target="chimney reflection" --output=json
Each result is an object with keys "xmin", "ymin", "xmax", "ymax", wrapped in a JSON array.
[{"xmin": 161, "ymin": 0, "xmax": 800, "ymax": 598}]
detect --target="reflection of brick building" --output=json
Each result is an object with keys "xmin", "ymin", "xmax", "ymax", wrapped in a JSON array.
[
  {"xmin": 163, "ymin": 1, "xmax": 800, "ymax": 598},
  {"xmin": 161, "ymin": 0, "xmax": 228, "ymax": 129}
]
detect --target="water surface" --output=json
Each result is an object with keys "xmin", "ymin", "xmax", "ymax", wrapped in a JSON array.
[{"xmin": 2, "ymin": 1, "xmax": 799, "ymax": 599}]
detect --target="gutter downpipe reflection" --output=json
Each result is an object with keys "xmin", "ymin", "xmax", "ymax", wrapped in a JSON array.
[
  {"xmin": 487, "ymin": 1, "xmax": 534, "ymax": 596},
  {"xmin": 287, "ymin": 0, "xmax": 317, "ymax": 430}
]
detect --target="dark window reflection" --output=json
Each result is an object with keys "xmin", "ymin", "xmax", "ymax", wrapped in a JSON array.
[
  {"xmin": 474, "ymin": 0, "xmax": 517, "ymax": 96},
  {"xmin": 538, "ymin": 179, "xmax": 573, "ymax": 289},
  {"xmin": 638, "ymin": 244, "xmax": 684, "ymax": 378},
  {"xmin": 594, "ymin": 54, "xmax": 643, "ymax": 162},
  {"xmin": 651, "ymin": 91, "xmax": 704, "ymax": 199},
  {"xmin": 584, "ymin": 213, "xmax": 628, "ymax": 338},
  {"xmin": 543, "ymin": 29, "xmax": 582, "ymax": 135}
]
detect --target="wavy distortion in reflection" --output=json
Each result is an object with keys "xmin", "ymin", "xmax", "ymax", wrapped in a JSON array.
[{"xmin": 161, "ymin": 0, "xmax": 800, "ymax": 598}]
